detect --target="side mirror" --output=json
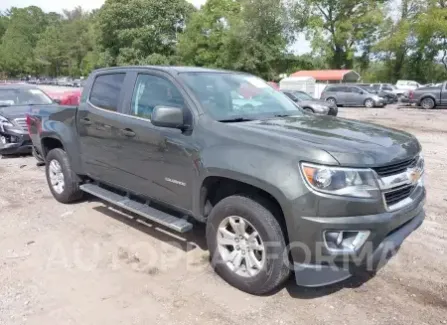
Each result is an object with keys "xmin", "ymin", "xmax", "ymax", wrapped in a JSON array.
[
  {"xmin": 151, "ymin": 106, "xmax": 184, "ymax": 129},
  {"xmin": 53, "ymin": 99, "xmax": 61, "ymax": 104}
]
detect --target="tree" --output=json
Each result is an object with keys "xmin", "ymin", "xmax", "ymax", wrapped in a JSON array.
[
  {"xmin": 416, "ymin": 0, "xmax": 447, "ymax": 72},
  {"xmin": 178, "ymin": 0, "xmax": 291, "ymax": 79},
  {"xmin": 98, "ymin": 0, "xmax": 196, "ymax": 65},
  {"xmin": 0, "ymin": 6, "xmax": 48, "ymax": 75},
  {"xmin": 373, "ymin": 0, "xmax": 427, "ymax": 81},
  {"xmin": 293, "ymin": 0, "xmax": 389, "ymax": 69}
]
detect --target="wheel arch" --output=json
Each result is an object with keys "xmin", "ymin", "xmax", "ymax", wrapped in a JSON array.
[{"xmin": 198, "ymin": 174, "xmax": 290, "ymax": 241}]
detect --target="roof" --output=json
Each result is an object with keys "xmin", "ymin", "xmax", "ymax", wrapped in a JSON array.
[
  {"xmin": 290, "ymin": 70, "xmax": 359, "ymax": 81},
  {"xmin": 94, "ymin": 65, "xmax": 244, "ymax": 75},
  {"xmin": 280, "ymin": 76, "xmax": 316, "ymax": 82}
]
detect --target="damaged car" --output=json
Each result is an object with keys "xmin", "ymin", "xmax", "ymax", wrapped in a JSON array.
[{"xmin": 0, "ymin": 84, "xmax": 54, "ymax": 156}]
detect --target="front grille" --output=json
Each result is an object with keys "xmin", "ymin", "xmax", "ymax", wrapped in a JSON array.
[
  {"xmin": 14, "ymin": 118, "xmax": 27, "ymax": 131},
  {"xmin": 373, "ymin": 157, "xmax": 418, "ymax": 177},
  {"xmin": 384, "ymin": 185, "xmax": 415, "ymax": 207}
]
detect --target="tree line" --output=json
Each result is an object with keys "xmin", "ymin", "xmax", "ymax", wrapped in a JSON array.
[{"xmin": 0, "ymin": 0, "xmax": 446, "ymax": 83}]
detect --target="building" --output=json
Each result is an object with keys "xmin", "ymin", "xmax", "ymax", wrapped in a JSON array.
[{"xmin": 290, "ymin": 70, "xmax": 360, "ymax": 83}]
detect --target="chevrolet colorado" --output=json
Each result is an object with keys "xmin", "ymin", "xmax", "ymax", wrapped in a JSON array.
[
  {"xmin": 409, "ymin": 81, "xmax": 447, "ymax": 109},
  {"xmin": 28, "ymin": 66, "xmax": 426, "ymax": 295}
]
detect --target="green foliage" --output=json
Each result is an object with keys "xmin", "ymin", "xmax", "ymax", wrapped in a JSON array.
[
  {"xmin": 293, "ymin": 0, "xmax": 389, "ymax": 69},
  {"xmin": 0, "ymin": 0, "xmax": 446, "ymax": 82},
  {"xmin": 178, "ymin": 0, "xmax": 291, "ymax": 79},
  {"xmin": 98, "ymin": 0, "xmax": 196, "ymax": 65}
]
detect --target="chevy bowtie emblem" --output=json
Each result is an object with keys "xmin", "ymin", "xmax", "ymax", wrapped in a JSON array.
[{"xmin": 407, "ymin": 168, "xmax": 421, "ymax": 185}]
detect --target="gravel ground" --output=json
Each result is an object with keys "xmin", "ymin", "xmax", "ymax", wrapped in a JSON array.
[{"xmin": 0, "ymin": 106, "xmax": 446, "ymax": 325}]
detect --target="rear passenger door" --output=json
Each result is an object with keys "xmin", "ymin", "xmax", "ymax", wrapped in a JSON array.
[{"xmin": 77, "ymin": 72, "xmax": 134, "ymax": 186}]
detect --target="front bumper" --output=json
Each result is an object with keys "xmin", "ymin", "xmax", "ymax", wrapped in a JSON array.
[
  {"xmin": 289, "ymin": 185, "xmax": 425, "ymax": 287},
  {"xmin": 0, "ymin": 128, "xmax": 32, "ymax": 155},
  {"xmin": 374, "ymin": 99, "xmax": 386, "ymax": 107},
  {"xmin": 328, "ymin": 106, "xmax": 338, "ymax": 116}
]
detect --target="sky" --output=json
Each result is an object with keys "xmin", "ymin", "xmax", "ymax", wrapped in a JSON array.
[{"xmin": 0, "ymin": 0, "xmax": 311, "ymax": 54}]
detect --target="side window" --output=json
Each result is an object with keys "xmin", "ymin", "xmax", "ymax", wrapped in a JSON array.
[
  {"xmin": 89, "ymin": 74, "xmax": 125, "ymax": 111},
  {"xmin": 326, "ymin": 86, "xmax": 337, "ymax": 92},
  {"xmin": 130, "ymin": 74, "xmax": 184, "ymax": 120}
]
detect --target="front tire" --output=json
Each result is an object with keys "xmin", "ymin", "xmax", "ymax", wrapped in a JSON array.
[
  {"xmin": 421, "ymin": 97, "xmax": 435, "ymax": 109},
  {"xmin": 303, "ymin": 107, "xmax": 314, "ymax": 113},
  {"xmin": 45, "ymin": 148, "xmax": 83, "ymax": 203},
  {"xmin": 364, "ymin": 98, "xmax": 374, "ymax": 108},
  {"xmin": 326, "ymin": 97, "xmax": 337, "ymax": 106},
  {"xmin": 206, "ymin": 195, "xmax": 290, "ymax": 295}
]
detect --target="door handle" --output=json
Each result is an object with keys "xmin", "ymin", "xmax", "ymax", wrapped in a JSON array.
[
  {"xmin": 120, "ymin": 128, "xmax": 136, "ymax": 137},
  {"xmin": 80, "ymin": 117, "xmax": 92, "ymax": 126}
]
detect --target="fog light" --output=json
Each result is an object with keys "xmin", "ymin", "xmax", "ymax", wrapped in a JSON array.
[
  {"xmin": 324, "ymin": 230, "xmax": 370, "ymax": 253},
  {"xmin": 0, "ymin": 136, "xmax": 7, "ymax": 144},
  {"xmin": 10, "ymin": 135, "xmax": 19, "ymax": 143}
]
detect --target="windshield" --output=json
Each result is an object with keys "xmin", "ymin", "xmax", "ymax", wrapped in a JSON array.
[
  {"xmin": 0, "ymin": 88, "xmax": 53, "ymax": 106},
  {"xmin": 180, "ymin": 72, "xmax": 302, "ymax": 121},
  {"xmin": 292, "ymin": 91, "xmax": 314, "ymax": 101}
]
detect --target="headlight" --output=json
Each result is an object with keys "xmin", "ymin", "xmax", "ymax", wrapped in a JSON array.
[
  {"xmin": 0, "ymin": 115, "xmax": 13, "ymax": 131},
  {"xmin": 300, "ymin": 163, "xmax": 380, "ymax": 198},
  {"xmin": 312, "ymin": 104, "xmax": 329, "ymax": 111}
]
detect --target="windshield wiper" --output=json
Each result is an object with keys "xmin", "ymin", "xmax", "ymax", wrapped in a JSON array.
[
  {"xmin": 274, "ymin": 114, "xmax": 293, "ymax": 118},
  {"xmin": 218, "ymin": 117, "xmax": 255, "ymax": 123}
]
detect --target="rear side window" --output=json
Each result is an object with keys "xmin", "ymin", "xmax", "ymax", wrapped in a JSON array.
[{"xmin": 89, "ymin": 73, "xmax": 125, "ymax": 111}]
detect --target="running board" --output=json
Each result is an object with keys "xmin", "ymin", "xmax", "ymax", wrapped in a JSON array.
[{"xmin": 80, "ymin": 183, "xmax": 193, "ymax": 233}]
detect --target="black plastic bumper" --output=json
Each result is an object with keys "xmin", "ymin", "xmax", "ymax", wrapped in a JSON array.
[
  {"xmin": 293, "ymin": 198, "xmax": 425, "ymax": 287},
  {"xmin": 0, "ymin": 129, "xmax": 32, "ymax": 155}
]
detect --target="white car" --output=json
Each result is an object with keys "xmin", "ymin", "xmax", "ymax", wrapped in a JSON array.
[{"xmin": 396, "ymin": 80, "xmax": 421, "ymax": 92}]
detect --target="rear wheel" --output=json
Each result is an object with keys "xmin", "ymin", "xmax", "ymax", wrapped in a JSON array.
[
  {"xmin": 206, "ymin": 195, "xmax": 290, "ymax": 295},
  {"xmin": 421, "ymin": 97, "xmax": 435, "ymax": 109},
  {"xmin": 364, "ymin": 98, "xmax": 374, "ymax": 108},
  {"xmin": 45, "ymin": 148, "xmax": 83, "ymax": 203}
]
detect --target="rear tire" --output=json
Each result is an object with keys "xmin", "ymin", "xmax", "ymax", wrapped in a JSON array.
[
  {"xmin": 420, "ymin": 97, "xmax": 435, "ymax": 109},
  {"xmin": 45, "ymin": 148, "xmax": 83, "ymax": 203},
  {"xmin": 206, "ymin": 195, "xmax": 290, "ymax": 295}
]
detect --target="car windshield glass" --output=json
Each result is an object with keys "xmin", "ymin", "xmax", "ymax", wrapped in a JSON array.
[
  {"xmin": 180, "ymin": 72, "xmax": 302, "ymax": 121},
  {"xmin": 292, "ymin": 91, "xmax": 314, "ymax": 100},
  {"xmin": 0, "ymin": 88, "xmax": 53, "ymax": 106}
]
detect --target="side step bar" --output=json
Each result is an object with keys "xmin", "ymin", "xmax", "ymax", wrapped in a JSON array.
[{"xmin": 80, "ymin": 183, "xmax": 193, "ymax": 233}]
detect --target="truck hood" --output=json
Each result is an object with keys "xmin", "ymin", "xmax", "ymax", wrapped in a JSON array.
[
  {"xmin": 0, "ymin": 104, "xmax": 49, "ymax": 120},
  {"xmin": 231, "ymin": 115, "xmax": 420, "ymax": 167}
]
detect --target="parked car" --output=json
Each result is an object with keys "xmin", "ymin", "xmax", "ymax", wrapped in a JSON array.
[
  {"xmin": 396, "ymin": 80, "xmax": 421, "ymax": 92},
  {"xmin": 356, "ymin": 84, "xmax": 398, "ymax": 104},
  {"xmin": 28, "ymin": 66, "xmax": 425, "ymax": 295},
  {"xmin": 320, "ymin": 84, "xmax": 386, "ymax": 108},
  {"xmin": 56, "ymin": 77, "xmax": 74, "ymax": 87},
  {"xmin": 73, "ymin": 79, "xmax": 82, "ymax": 87},
  {"xmin": 0, "ymin": 84, "xmax": 55, "ymax": 156},
  {"xmin": 282, "ymin": 90, "xmax": 338, "ymax": 115},
  {"xmin": 409, "ymin": 81, "xmax": 447, "ymax": 109}
]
